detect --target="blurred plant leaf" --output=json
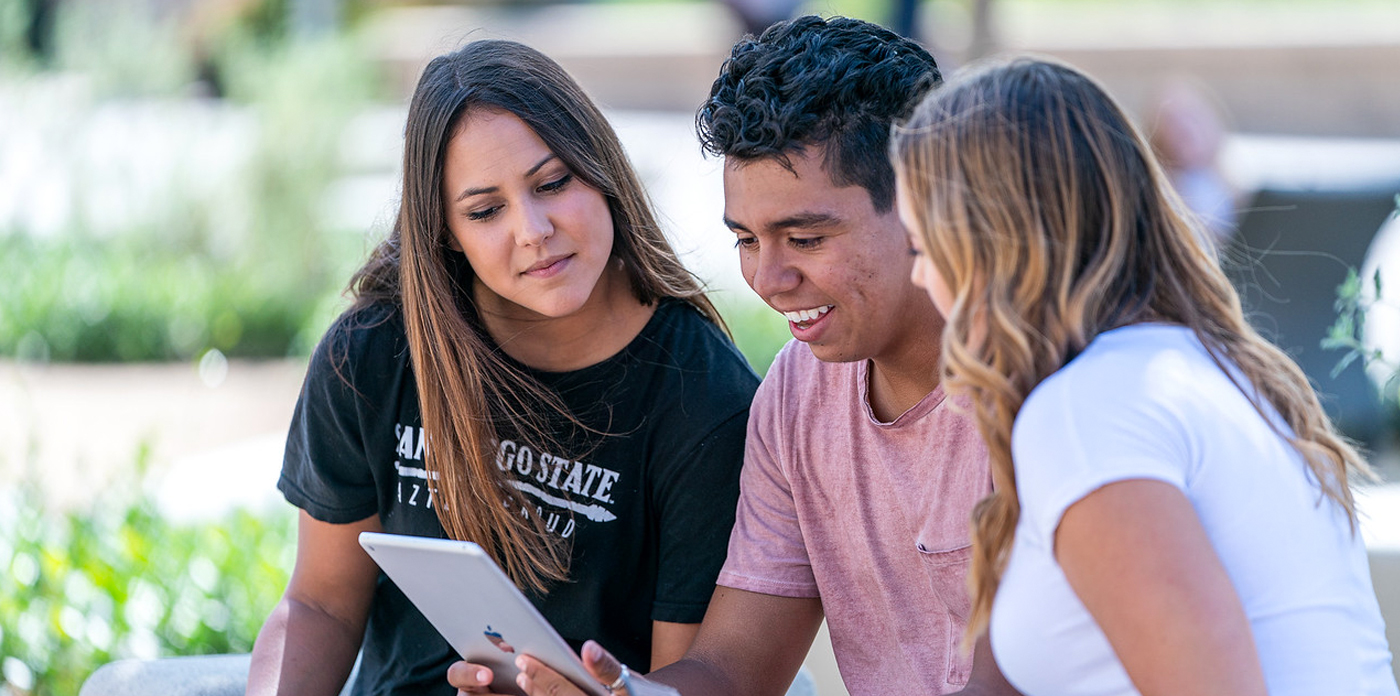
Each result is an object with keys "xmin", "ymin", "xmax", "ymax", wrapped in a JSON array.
[
  {"xmin": 1326, "ymin": 198, "xmax": 1400, "ymax": 398},
  {"xmin": 0, "ymin": 452, "xmax": 295, "ymax": 696}
]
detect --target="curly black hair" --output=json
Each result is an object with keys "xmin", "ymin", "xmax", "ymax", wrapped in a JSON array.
[{"xmin": 696, "ymin": 15, "xmax": 941, "ymax": 212}]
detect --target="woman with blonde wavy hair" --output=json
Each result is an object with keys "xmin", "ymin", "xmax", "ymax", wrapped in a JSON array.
[{"xmin": 892, "ymin": 56, "xmax": 1397, "ymax": 696}]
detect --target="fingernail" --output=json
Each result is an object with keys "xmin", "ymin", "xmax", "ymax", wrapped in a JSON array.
[
  {"xmin": 476, "ymin": 669, "xmax": 490, "ymax": 682},
  {"xmin": 515, "ymin": 655, "xmax": 527, "ymax": 669}
]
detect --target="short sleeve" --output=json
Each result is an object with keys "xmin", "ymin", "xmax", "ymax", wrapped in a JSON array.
[
  {"xmin": 1011, "ymin": 366, "xmax": 1191, "ymax": 549},
  {"xmin": 716, "ymin": 353, "xmax": 820, "ymax": 598},
  {"xmin": 649, "ymin": 409, "xmax": 751, "ymax": 623},
  {"xmin": 277, "ymin": 321, "xmax": 381, "ymax": 523}
]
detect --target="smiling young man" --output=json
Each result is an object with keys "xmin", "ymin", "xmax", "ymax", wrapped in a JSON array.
[
  {"xmin": 676, "ymin": 16, "xmax": 1010, "ymax": 696},
  {"xmin": 450, "ymin": 15, "xmax": 1017, "ymax": 696}
]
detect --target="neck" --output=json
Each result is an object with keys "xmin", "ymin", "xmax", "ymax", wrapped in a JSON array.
[
  {"xmin": 866, "ymin": 302, "xmax": 945, "ymax": 423},
  {"xmin": 476, "ymin": 263, "xmax": 655, "ymax": 372}
]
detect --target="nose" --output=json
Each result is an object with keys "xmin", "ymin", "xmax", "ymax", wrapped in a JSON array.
[
  {"xmin": 909, "ymin": 254, "xmax": 924, "ymax": 290},
  {"xmin": 512, "ymin": 200, "xmax": 554, "ymax": 247},
  {"xmin": 745, "ymin": 245, "xmax": 800, "ymax": 302}
]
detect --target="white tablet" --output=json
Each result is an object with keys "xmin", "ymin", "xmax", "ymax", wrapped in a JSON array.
[{"xmin": 357, "ymin": 532, "xmax": 609, "ymax": 696}]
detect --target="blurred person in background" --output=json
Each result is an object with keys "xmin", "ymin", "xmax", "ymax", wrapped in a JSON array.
[
  {"xmin": 717, "ymin": 0, "xmax": 803, "ymax": 36},
  {"xmin": 451, "ymin": 16, "xmax": 1019, "ymax": 696},
  {"xmin": 1147, "ymin": 77, "xmax": 1241, "ymax": 247},
  {"xmin": 22, "ymin": 0, "xmax": 59, "ymax": 64},
  {"xmin": 717, "ymin": 0, "xmax": 921, "ymax": 40},
  {"xmin": 246, "ymin": 39, "xmax": 759, "ymax": 696},
  {"xmin": 894, "ymin": 55, "xmax": 1397, "ymax": 696},
  {"xmin": 183, "ymin": 0, "xmax": 281, "ymax": 97}
]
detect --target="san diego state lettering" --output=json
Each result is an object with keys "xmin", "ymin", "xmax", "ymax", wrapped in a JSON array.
[
  {"xmin": 392, "ymin": 423, "xmax": 438, "ymax": 509},
  {"xmin": 493, "ymin": 439, "xmax": 621, "ymax": 532}
]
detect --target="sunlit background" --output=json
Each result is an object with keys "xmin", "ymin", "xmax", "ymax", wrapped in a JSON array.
[{"xmin": 2, "ymin": 0, "xmax": 1399, "ymax": 694}]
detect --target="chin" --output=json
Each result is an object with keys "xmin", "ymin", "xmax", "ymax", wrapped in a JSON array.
[
  {"xmin": 528, "ymin": 294, "xmax": 592, "ymax": 319},
  {"xmin": 805, "ymin": 341, "xmax": 866, "ymax": 364}
]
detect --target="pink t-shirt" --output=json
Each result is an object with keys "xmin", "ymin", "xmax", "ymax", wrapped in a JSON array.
[{"xmin": 718, "ymin": 341, "xmax": 992, "ymax": 696}]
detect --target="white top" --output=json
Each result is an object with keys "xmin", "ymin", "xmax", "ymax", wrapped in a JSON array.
[{"xmin": 990, "ymin": 324, "xmax": 1398, "ymax": 696}]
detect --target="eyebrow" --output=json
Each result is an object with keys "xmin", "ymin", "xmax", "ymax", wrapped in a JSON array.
[
  {"xmin": 723, "ymin": 211, "xmax": 842, "ymax": 233},
  {"xmin": 452, "ymin": 154, "xmax": 559, "ymax": 203}
]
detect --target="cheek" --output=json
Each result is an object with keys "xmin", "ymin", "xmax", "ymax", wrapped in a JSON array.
[
  {"xmin": 567, "ymin": 189, "xmax": 616, "ymax": 253},
  {"xmin": 918, "ymin": 259, "xmax": 954, "ymax": 315},
  {"xmin": 453, "ymin": 230, "xmax": 500, "ymax": 269},
  {"xmin": 452, "ymin": 228, "xmax": 518, "ymax": 294},
  {"xmin": 735, "ymin": 245, "xmax": 761, "ymax": 286}
]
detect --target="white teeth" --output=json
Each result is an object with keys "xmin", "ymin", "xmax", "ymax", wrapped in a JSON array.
[{"xmin": 782, "ymin": 305, "xmax": 833, "ymax": 323}]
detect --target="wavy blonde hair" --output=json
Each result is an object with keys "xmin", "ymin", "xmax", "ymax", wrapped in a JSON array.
[{"xmin": 890, "ymin": 56, "xmax": 1372, "ymax": 641}]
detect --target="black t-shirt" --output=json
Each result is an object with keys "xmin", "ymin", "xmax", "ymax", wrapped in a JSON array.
[{"xmin": 278, "ymin": 294, "xmax": 759, "ymax": 696}]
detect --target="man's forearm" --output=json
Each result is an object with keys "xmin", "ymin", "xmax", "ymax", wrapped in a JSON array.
[
  {"xmin": 635, "ymin": 587, "xmax": 821, "ymax": 696},
  {"xmin": 646, "ymin": 655, "xmax": 744, "ymax": 696}
]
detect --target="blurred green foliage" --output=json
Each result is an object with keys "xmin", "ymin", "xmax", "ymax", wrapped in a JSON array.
[
  {"xmin": 1, "ymin": 0, "xmax": 380, "ymax": 362},
  {"xmin": 0, "ymin": 0, "xmax": 33, "ymax": 69},
  {"xmin": 0, "ymin": 450, "xmax": 296, "ymax": 696},
  {"xmin": 0, "ymin": 234, "xmax": 357, "ymax": 362},
  {"xmin": 715, "ymin": 294, "xmax": 791, "ymax": 376},
  {"xmin": 1328, "ymin": 198, "xmax": 1400, "ymax": 406}
]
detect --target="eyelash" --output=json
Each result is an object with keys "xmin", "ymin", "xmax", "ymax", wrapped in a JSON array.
[
  {"xmin": 465, "ymin": 174, "xmax": 574, "ymax": 221},
  {"xmin": 732, "ymin": 236, "xmax": 824, "ymax": 251},
  {"xmin": 538, "ymin": 173, "xmax": 572, "ymax": 193}
]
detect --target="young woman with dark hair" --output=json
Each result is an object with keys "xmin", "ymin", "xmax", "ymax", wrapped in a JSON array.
[{"xmin": 246, "ymin": 40, "xmax": 759, "ymax": 696}]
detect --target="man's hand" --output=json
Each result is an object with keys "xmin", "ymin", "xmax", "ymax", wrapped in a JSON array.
[
  {"xmin": 448, "ymin": 642, "xmax": 679, "ymax": 696},
  {"xmin": 536, "ymin": 641, "xmax": 680, "ymax": 696}
]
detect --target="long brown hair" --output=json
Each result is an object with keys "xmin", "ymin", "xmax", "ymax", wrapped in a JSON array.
[
  {"xmin": 891, "ymin": 56, "xmax": 1373, "ymax": 640},
  {"xmin": 348, "ymin": 40, "xmax": 722, "ymax": 593}
]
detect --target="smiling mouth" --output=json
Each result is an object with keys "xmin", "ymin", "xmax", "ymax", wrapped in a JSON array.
[{"xmin": 781, "ymin": 305, "xmax": 833, "ymax": 329}]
